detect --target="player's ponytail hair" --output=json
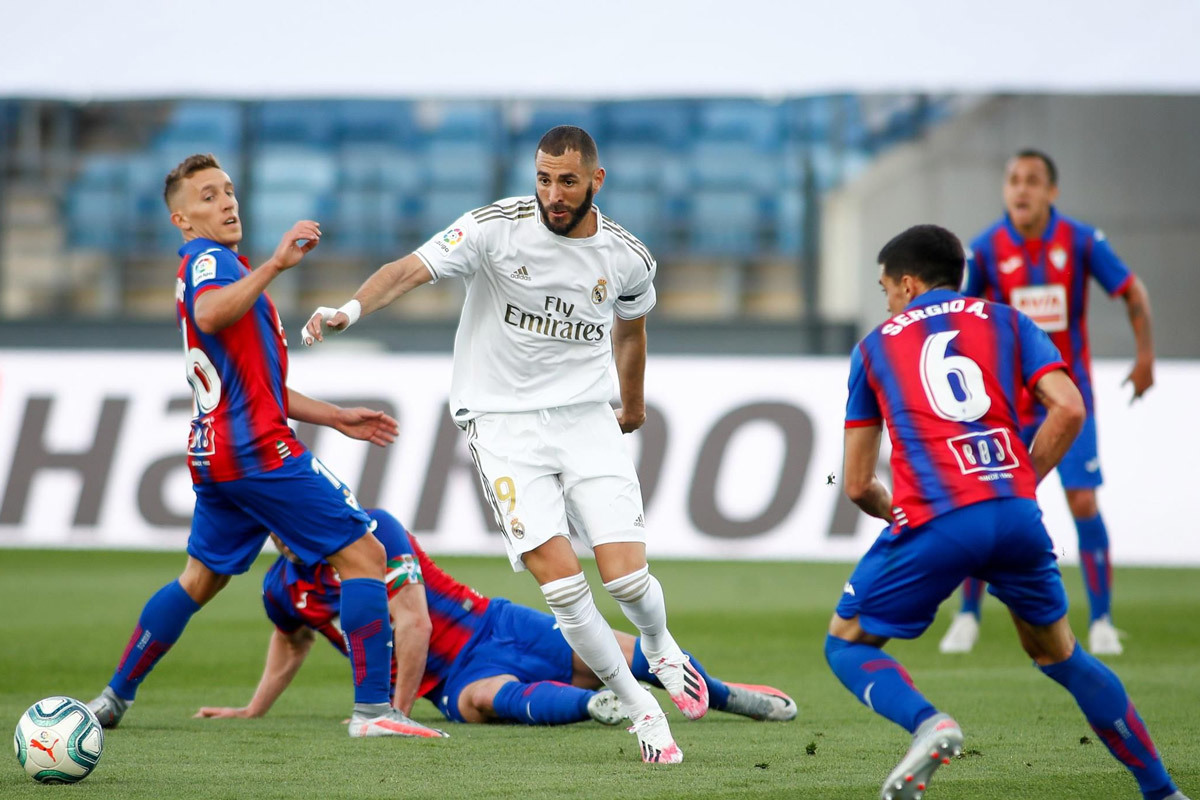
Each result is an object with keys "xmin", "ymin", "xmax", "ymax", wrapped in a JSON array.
[
  {"xmin": 877, "ymin": 224, "xmax": 965, "ymax": 291},
  {"xmin": 163, "ymin": 153, "xmax": 223, "ymax": 208}
]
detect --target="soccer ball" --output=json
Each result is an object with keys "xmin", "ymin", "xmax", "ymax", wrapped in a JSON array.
[{"xmin": 13, "ymin": 696, "xmax": 104, "ymax": 784}]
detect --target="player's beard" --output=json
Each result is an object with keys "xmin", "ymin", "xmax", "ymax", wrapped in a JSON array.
[{"xmin": 537, "ymin": 183, "xmax": 595, "ymax": 236}]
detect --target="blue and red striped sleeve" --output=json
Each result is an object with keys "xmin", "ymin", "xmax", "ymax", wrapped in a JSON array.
[
  {"xmin": 1083, "ymin": 225, "xmax": 1134, "ymax": 297},
  {"xmin": 845, "ymin": 343, "xmax": 881, "ymax": 428},
  {"xmin": 1016, "ymin": 311, "xmax": 1069, "ymax": 389}
]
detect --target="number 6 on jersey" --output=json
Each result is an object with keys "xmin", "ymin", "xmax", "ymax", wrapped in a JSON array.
[{"xmin": 919, "ymin": 331, "xmax": 991, "ymax": 422}]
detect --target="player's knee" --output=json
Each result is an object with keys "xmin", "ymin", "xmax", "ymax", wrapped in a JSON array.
[
  {"xmin": 179, "ymin": 558, "xmax": 229, "ymax": 605},
  {"xmin": 459, "ymin": 681, "xmax": 500, "ymax": 722},
  {"xmin": 1065, "ymin": 490, "xmax": 1098, "ymax": 519},
  {"xmin": 329, "ymin": 530, "xmax": 386, "ymax": 579}
]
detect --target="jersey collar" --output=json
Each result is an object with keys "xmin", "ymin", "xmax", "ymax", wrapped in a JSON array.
[
  {"xmin": 1002, "ymin": 205, "xmax": 1059, "ymax": 244},
  {"xmin": 905, "ymin": 287, "xmax": 961, "ymax": 311},
  {"xmin": 178, "ymin": 237, "xmax": 233, "ymax": 258}
]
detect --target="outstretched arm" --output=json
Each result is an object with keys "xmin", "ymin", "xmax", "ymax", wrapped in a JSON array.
[
  {"xmin": 842, "ymin": 424, "xmax": 893, "ymax": 522},
  {"xmin": 389, "ymin": 582, "xmax": 433, "ymax": 716},
  {"xmin": 194, "ymin": 627, "xmax": 316, "ymax": 718},
  {"xmin": 193, "ymin": 221, "xmax": 321, "ymax": 334},
  {"xmin": 302, "ymin": 253, "xmax": 434, "ymax": 345},
  {"xmin": 286, "ymin": 388, "xmax": 398, "ymax": 447},
  {"xmin": 1028, "ymin": 368, "xmax": 1086, "ymax": 482},
  {"xmin": 612, "ymin": 315, "xmax": 648, "ymax": 433},
  {"xmin": 1121, "ymin": 276, "xmax": 1155, "ymax": 401}
]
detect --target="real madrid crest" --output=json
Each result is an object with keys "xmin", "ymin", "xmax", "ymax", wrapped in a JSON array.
[
  {"xmin": 591, "ymin": 278, "xmax": 608, "ymax": 304},
  {"xmin": 1049, "ymin": 246, "xmax": 1068, "ymax": 271},
  {"xmin": 510, "ymin": 517, "xmax": 526, "ymax": 539}
]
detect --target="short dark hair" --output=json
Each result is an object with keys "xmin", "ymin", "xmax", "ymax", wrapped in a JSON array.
[
  {"xmin": 1013, "ymin": 148, "xmax": 1057, "ymax": 185},
  {"xmin": 535, "ymin": 126, "xmax": 598, "ymax": 168},
  {"xmin": 877, "ymin": 224, "xmax": 965, "ymax": 290},
  {"xmin": 164, "ymin": 153, "xmax": 222, "ymax": 208}
]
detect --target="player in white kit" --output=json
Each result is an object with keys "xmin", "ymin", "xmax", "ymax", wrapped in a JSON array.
[{"xmin": 302, "ymin": 126, "xmax": 707, "ymax": 763}]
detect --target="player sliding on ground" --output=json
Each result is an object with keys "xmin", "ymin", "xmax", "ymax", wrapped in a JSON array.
[
  {"xmin": 827, "ymin": 225, "xmax": 1188, "ymax": 800},
  {"xmin": 86, "ymin": 154, "xmax": 419, "ymax": 739},
  {"xmin": 194, "ymin": 509, "xmax": 796, "ymax": 730},
  {"xmin": 303, "ymin": 126, "xmax": 704, "ymax": 763}
]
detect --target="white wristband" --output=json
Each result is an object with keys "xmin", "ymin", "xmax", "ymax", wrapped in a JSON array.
[
  {"xmin": 300, "ymin": 299, "xmax": 362, "ymax": 347},
  {"xmin": 338, "ymin": 298, "xmax": 362, "ymax": 326}
]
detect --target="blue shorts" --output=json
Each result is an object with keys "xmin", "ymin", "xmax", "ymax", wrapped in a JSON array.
[
  {"xmin": 835, "ymin": 498, "xmax": 1068, "ymax": 639},
  {"xmin": 434, "ymin": 600, "xmax": 575, "ymax": 723},
  {"xmin": 188, "ymin": 450, "xmax": 372, "ymax": 575},
  {"xmin": 1021, "ymin": 413, "xmax": 1102, "ymax": 489}
]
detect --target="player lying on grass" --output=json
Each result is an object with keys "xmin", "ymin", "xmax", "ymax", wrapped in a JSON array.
[{"xmin": 195, "ymin": 509, "xmax": 796, "ymax": 732}]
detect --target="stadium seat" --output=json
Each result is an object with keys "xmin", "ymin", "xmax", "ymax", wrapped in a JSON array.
[
  {"xmin": 695, "ymin": 99, "xmax": 783, "ymax": 147},
  {"xmin": 597, "ymin": 189, "xmax": 662, "ymax": 251},
  {"xmin": 421, "ymin": 101, "xmax": 502, "ymax": 143},
  {"xmin": 774, "ymin": 189, "xmax": 807, "ymax": 255},
  {"xmin": 156, "ymin": 101, "xmax": 243, "ymax": 154},
  {"xmin": 327, "ymin": 188, "xmax": 401, "ymax": 254},
  {"xmin": 338, "ymin": 144, "xmax": 426, "ymax": 194},
  {"xmin": 247, "ymin": 189, "xmax": 324, "ymax": 253},
  {"xmin": 687, "ymin": 190, "xmax": 761, "ymax": 254},
  {"xmin": 251, "ymin": 146, "xmax": 337, "ymax": 192},
  {"xmin": 603, "ymin": 100, "xmax": 692, "ymax": 147},
  {"xmin": 426, "ymin": 140, "xmax": 497, "ymax": 191},
  {"xmin": 419, "ymin": 188, "xmax": 492, "ymax": 240},
  {"xmin": 255, "ymin": 101, "xmax": 337, "ymax": 146},
  {"xmin": 64, "ymin": 185, "xmax": 124, "ymax": 249},
  {"xmin": 334, "ymin": 100, "xmax": 418, "ymax": 146}
]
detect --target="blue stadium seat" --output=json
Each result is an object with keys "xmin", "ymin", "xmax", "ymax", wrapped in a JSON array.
[
  {"xmin": 328, "ymin": 188, "xmax": 401, "ymax": 254},
  {"xmin": 517, "ymin": 102, "xmax": 603, "ymax": 140},
  {"xmin": 255, "ymin": 101, "xmax": 336, "ymax": 146},
  {"xmin": 251, "ymin": 146, "xmax": 337, "ymax": 192},
  {"xmin": 774, "ymin": 189, "xmax": 806, "ymax": 255},
  {"xmin": 604, "ymin": 101, "xmax": 692, "ymax": 147},
  {"xmin": 157, "ymin": 102, "xmax": 243, "ymax": 153},
  {"xmin": 423, "ymin": 101, "xmax": 502, "ymax": 143},
  {"xmin": 334, "ymin": 100, "xmax": 418, "ymax": 145},
  {"xmin": 687, "ymin": 190, "xmax": 761, "ymax": 254},
  {"xmin": 597, "ymin": 189, "xmax": 662, "ymax": 251},
  {"xmin": 418, "ymin": 188, "xmax": 492, "ymax": 240},
  {"xmin": 601, "ymin": 145, "xmax": 662, "ymax": 191},
  {"xmin": 696, "ymin": 100, "xmax": 782, "ymax": 147},
  {"xmin": 65, "ymin": 185, "xmax": 124, "ymax": 248},
  {"xmin": 426, "ymin": 140, "xmax": 496, "ymax": 190},
  {"xmin": 247, "ymin": 189, "xmax": 324, "ymax": 253},
  {"xmin": 688, "ymin": 140, "xmax": 779, "ymax": 192},
  {"xmin": 338, "ymin": 145, "xmax": 426, "ymax": 194}
]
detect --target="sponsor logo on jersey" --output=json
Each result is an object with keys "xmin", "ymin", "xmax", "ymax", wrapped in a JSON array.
[
  {"xmin": 999, "ymin": 254, "xmax": 1023, "ymax": 274},
  {"xmin": 191, "ymin": 253, "xmax": 218, "ymax": 284},
  {"xmin": 502, "ymin": 299, "xmax": 607, "ymax": 342},
  {"xmin": 1011, "ymin": 284, "xmax": 1068, "ymax": 332},
  {"xmin": 592, "ymin": 278, "xmax": 608, "ymax": 304},
  {"xmin": 443, "ymin": 227, "xmax": 464, "ymax": 246},
  {"xmin": 633, "ymin": 513, "xmax": 645, "ymax": 528},
  {"xmin": 1049, "ymin": 245, "xmax": 1068, "ymax": 271},
  {"xmin": 188, "ymin": 417, "xmax": 216, "ymax": 457},
  {"xmin": 510, "ymin": 265, "xmax": 531, "ymax": 281}
]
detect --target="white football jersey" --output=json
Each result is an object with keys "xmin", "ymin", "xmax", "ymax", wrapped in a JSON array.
[{"xmin": 414, "ymin": 197, "xmax": 657, "ymax": 421}]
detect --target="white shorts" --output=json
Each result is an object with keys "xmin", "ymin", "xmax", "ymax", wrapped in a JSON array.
[{"xmin": 464, "ymin": 402, "xmax": 647, "ymax": 572}]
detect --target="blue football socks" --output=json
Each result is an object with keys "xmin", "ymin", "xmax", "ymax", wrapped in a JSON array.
[
  {"xmin": 339, "ymin": 578, "xmax": 393, "ymax": 706},
  {"xmin": 960, "ymin": 577, "xmax": 985, "ymax": 618},
  {"xmin": 492, "ymin": 680, "xmax": 593, "ymax": 725},
  {"xmin": 825, "ymin": 634, "xmax": 937, "ymax": 734},
  {"xmin": 631, "ymin": 639, "xmax": 731, "ymax": 710},
  {"xmin": 108, "ymin": 580, "xmax": 201, "ymax": 701},
  {"xmin": 1074, "ymin": 513, "xmax": 1113, "ymax": 623},
  {"xmin": 1040, "ymin": 644, "xmax": 1176, "ymax": 800}
]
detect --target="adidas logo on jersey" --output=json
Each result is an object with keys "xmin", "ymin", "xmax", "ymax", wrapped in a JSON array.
[
  {"xmin": 633, "ymin": 514, "xmax": 645, "ymax": 528},
  {"xmin": 510, "ymin": 265, "xmax": 531, "ymax": 281}
]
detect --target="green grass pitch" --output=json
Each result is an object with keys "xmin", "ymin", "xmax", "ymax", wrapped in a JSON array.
[{"xmin": 2, "ymin": 550, "xmax": 1196, "ymax": 799}]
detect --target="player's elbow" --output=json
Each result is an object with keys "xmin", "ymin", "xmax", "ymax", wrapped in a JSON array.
[
  {"xmin": 843, "ymin": 477, "xmax": 873, "ymax": 505},
  {"xmin": 193, "ymin": 306, "xmax": 222, "ymax": 335}
]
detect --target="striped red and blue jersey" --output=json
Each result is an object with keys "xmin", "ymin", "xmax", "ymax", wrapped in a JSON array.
[
  {"xmin": 175, "ymin": 237, "xmax": 304, "ymax": 483},
  {"xmin": 845, "ymin": 289, "xmax": 1066, "ymax": 533},
  {"xmin": 261, "ymin": 509, "xmax": 493, "ymax": 699},
  {"xmin": 964, "ymin": 208, "xmax": 1133, "ymax": 423}
]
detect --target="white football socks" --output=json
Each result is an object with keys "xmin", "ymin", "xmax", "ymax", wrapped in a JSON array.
[
  {"xmin": 603, "ymin": 566, "xmax": 680, "ymax": 663},
  {"xmin": 540, "ymin": 572, "xmax": 658, "ymax": 717}
]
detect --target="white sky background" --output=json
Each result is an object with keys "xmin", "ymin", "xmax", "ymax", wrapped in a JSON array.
[{"xmin": 3, "ymin": 0, "xmax": 1199, "ymax": 98}]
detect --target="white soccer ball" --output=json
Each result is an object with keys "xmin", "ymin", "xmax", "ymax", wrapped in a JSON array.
[{"xmin": 13, "ymin": 696, "xmax": 104, "ymax": 784}]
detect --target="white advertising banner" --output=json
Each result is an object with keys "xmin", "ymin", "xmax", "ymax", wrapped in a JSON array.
[{"xmin": 0, "ymin": 350, "xmax": 1193, "ymax": 565}]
